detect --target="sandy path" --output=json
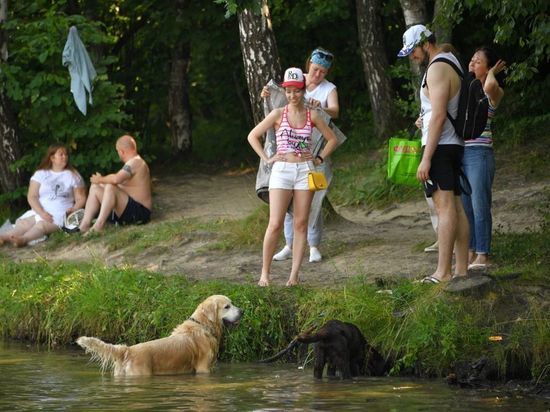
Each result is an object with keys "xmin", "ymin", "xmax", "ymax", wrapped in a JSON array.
[{"xmin": 3, "ymin": 169, "xmax": 547, "ymax": 287}]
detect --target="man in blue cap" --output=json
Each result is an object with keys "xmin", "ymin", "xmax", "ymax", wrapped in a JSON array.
[{"xmin": 398, "ymin": 25, "xmax": 470, "ymax": 284}]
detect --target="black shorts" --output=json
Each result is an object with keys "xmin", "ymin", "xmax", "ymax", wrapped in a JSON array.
[
  {"xmin": 424, "ymin": 144, "xmax": 469, "ymax": 198},
  {"xmin": 112, "ymin": 196, "xmax": 151, "ymax": 225}
]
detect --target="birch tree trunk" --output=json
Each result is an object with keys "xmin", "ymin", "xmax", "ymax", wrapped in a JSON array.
[
  {"xmin": 356, "ymin": 0, "xmax": 403, "ymax": 139},
  {"xmin": 168, "ymin": 41, "xmax": 192, "ymax": 154},
  {"xmin": 166, "ymin": 0, "xmax": 192, "ymax": 154},
  {"xmin": 0, "ymin": 0, "xmax": 23, "ymax": 194},
  {"xmin": 237, "ymin": 0, "xmax": 281, "ymax": 126}
]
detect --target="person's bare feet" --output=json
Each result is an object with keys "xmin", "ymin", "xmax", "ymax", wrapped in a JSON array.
[
  {"xmin": 258, "ymin": 275, "xmax": 270, "ymax": 287},
  {"xmin": 83, "ymin": 225, "xmax": 103, "ymax": 237},
  {"xmin": 285, "ymin": 276, "xmax": 299, "ymax": 287},
  {"xmin": 79, "ymin": 222, "xmax": 91, "ymax": 234},
  {"xmin": 10, "ymin": 235, "xmax": 27, "ymax": 248},
  {"xmin": 470, "ymin": 254, "xmax": 489, "ymax": 265}
]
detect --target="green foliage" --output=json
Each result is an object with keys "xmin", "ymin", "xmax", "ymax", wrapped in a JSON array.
[
  {"xmin": 1, "ymin": 0, "xmax": 548, "ymax": 209},
  {"xmin": 388, "ymin": 61, "xmax": 421, "ymax": 120},
  {"xmin": 438, "ymin": 0, "xmax": 549, "ymax": 82},
  {"xmin": 2, "ymin": 9, "xmax": 130, "ymax": 179}
]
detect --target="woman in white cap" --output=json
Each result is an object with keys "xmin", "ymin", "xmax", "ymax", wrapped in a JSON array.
[
  {"xmin": 248, "ymin": 67, "xmax": 338, "ymax": 286},
  {"xmin": 263, "ymin": 48, "xmax": 339, "ymax": 263}
]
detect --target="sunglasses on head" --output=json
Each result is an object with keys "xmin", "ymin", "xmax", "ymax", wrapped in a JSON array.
[{"xmin": 312, "ymin": 50, "xmax": 334, "ymax": 62}]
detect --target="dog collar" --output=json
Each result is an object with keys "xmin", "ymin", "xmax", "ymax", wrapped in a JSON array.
[{"xmin": 188, "ymin": 317, "xmax": 217, "ymax": 338}]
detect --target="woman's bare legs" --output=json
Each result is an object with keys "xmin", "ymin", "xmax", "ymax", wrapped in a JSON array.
[
  {"xmin": 259, "ymin": 189, "xmax": 293, "ymax": 286},
  {"xmin": 287, "ymin": 189, "xmax": 314, "ymax": 286},
  {"xmin": 0, "ymin": 217, "xmax": 34, "ymax": 243},
  {"xmin": 11, "ymin": 220, "xmax": 59, "ymax": 247}
]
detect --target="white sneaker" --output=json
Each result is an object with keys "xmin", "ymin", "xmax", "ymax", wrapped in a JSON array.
[
  {"xmin": 424, "ymin": 240, "xmax": 439, "ymax": 253},
  {"xmin": 273, "ymin": 245, "xmax": 292, "ymax": 261},
  {"xmin": 309, "ymin": 247, "xmax": 322, "ymax": 263}
]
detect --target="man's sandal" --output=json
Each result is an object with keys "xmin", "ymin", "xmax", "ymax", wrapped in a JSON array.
[{"xmin": 420, "ymin": 275, "xmax": 441, "ymax": 284}]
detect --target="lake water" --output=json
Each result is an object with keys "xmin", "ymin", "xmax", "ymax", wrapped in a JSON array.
[{"xmin": 0, "ymin": 341, "xmax": 546, "ymax": 411}]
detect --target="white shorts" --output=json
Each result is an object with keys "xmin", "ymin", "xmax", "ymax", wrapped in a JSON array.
[{"xmin": 269, "ymin": 161, "xmax": 310, "ymax": 191}]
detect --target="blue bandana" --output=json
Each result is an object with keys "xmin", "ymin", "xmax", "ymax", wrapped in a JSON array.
[{"xmin": 310, "ymin": 49, "xmax": 333, "ymax": 70}]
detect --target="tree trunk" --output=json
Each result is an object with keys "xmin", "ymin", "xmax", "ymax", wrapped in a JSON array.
[
  {"xmin": 237, "ymin": 0, "xmax": 282, "ymax": 126},
  {"xmin": 356, "ymin": 0, "xmax": 403, "ymax": 139},
  {"xmin": 398, "ymin": 0, "xmax": 428, "ymax": 77},
  {"xmin": 399, "ymin": 0, "xmax": 428, "ymax": 27},
  {"xmin": 168, "ymin": 41, "xmax": 192, "ymax": 154},
  {"xmin": 0, "ymin": 0, "xmax": 23, "ymax": 194}
]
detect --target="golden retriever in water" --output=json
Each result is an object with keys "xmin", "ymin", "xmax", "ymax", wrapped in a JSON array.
[{"xmin": 77, "ymin": 295, "xmax": 243, "ymax": 376}]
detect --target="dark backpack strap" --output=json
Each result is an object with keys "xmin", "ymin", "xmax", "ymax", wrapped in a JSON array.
[
  {"xmin": 423, "ymin": 57, "xmax": 465, "ymax": 124},
  {"xmin": 430, "ymin": 57, "xmax": 464, "ymax": 79},
  {"xmin": 422, "ymin": 56, "xmax": 464, "ymax": 87}
]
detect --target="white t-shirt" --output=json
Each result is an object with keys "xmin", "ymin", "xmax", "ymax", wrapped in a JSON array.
[
  {"xmin": 305, "ymin": 79, "xmax": 336, "ymax": 113},
  {"xmin": 18, "ymin": 169, "xmax": 84, "ymax": 227}
]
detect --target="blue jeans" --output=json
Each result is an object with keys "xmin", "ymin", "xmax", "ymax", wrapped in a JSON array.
[
  {"xmin": 461, "ymin": 146, "xmax": 495, "ymax": 254},
  {"xmin": 284, "ymin": 211, "xmax": 323, "ymax": 247}
]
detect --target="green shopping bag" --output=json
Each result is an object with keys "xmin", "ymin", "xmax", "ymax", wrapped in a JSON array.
[{"xmin": 387, "ymin": 137, "xmax": 422, "ymax": 186}]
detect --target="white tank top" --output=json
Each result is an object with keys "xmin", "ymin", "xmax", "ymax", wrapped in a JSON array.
[
  {"xmin": 420, "ymin": 52, "xmax": 463, "ymax": 147},
  {"xmin": 305, "ymin": 79, "xmax": 336, "ymax": 113}
]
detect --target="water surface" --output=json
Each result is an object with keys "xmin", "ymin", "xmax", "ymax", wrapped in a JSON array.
[{"xmin": 0, "ymin": 341, "xmax": 545, "ymax": 411}]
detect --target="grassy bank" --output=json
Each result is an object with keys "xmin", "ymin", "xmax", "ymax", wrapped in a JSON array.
[{"xmin": 1, "ymin": 222, "xmax": 548, "ymax": 382}]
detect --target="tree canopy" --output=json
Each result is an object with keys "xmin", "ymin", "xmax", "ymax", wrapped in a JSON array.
[{"xmin": 0, "ymin": 0, "xmax": 548, "ymax": 199}]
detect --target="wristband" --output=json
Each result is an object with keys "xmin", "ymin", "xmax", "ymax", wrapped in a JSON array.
[{"xmin": 316, "ymin": 155, "xmax": 324, "ymax": 164}]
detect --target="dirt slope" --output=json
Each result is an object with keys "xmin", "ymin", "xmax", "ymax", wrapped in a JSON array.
[{"xmin": 3, "ymin": 167, "xmax": 547, "ymax": 287}]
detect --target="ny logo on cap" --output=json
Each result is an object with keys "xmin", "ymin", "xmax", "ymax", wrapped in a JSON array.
[{"xmin": 287, "ymin": 71, "xmax": 299, "ymax": 80}]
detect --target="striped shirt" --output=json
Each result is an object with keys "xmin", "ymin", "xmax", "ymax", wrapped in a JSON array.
[
  {"xmin": 276, "ymin": 105, "xmax": 313, "ymax": 155},
  {"xmin": 465, "ymin": 100, "xmax": 496, "ymax": 147}
]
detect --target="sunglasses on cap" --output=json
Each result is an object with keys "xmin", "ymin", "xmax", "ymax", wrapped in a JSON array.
[{"xmin": 311, "ymin": 49, "xmax": 334, "ymax": 62}]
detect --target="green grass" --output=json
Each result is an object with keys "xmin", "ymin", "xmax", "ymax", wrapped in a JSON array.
[{"xmin": 1, "ymin": 250, "xmax": 548, "ymax": 380}]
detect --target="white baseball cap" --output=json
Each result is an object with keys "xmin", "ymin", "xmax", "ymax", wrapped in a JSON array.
[
  {"xmin": 282, "ymin": 67, "xmax": 305, "ymax": 88},
  {"xmin": 397, "ymin": 24, "xmax": 433, "ymax": 57}
]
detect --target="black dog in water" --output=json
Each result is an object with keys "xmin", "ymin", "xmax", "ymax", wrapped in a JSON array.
[
  {"xmin": 258, "ymin": 319, "xmax": 387, "ymax": 380},
  {"xmin": 296, "ymin": 319, "xmax": 366, "ymax": 379}
]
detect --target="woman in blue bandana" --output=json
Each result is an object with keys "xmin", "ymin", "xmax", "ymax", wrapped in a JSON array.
[{"xmin": 263, "ymin": 47, "xmax": 339, "ymax": 263}]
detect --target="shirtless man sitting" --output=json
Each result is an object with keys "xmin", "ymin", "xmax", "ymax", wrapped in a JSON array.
[{"xmin": 79, "ymin": 135, "xmax": 152, "ymax": 234}]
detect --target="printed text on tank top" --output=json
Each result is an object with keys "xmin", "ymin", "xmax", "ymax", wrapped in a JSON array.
[{"xmin": 275, "ymin": 105, "xmax": 314, "ymax": 156}]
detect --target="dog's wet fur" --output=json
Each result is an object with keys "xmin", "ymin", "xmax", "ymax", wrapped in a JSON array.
[
  {"xmin": 77, "ymin": 295, "xmax": 243, "ymax": 376},
  {"xmin": 296, "ymin": 319, "xmax": 387, "ymax": 379}
]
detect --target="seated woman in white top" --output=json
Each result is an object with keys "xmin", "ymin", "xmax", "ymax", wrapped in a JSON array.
[{"xmin": 0, "ymin": 143, "xmax": 86, "ymax": 247}]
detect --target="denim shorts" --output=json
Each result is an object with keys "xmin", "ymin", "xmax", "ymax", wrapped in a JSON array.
[{"xmin": 269, "ymin": 161, "xmax": 310, "ymax": 191}]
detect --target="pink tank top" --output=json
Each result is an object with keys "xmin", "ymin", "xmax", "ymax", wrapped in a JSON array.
[{"xmin": 275, "ymin": 105, "xmax": 313, "ymax": 155}]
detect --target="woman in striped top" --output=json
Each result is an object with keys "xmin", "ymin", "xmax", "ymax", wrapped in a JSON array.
[
  {"xmin": 462, "ymin": 47, "xmax": 506, "ymax": 270},
  {"xmin": 248, "ymin": 67, "xmax": 338, "ymax": 287}
]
